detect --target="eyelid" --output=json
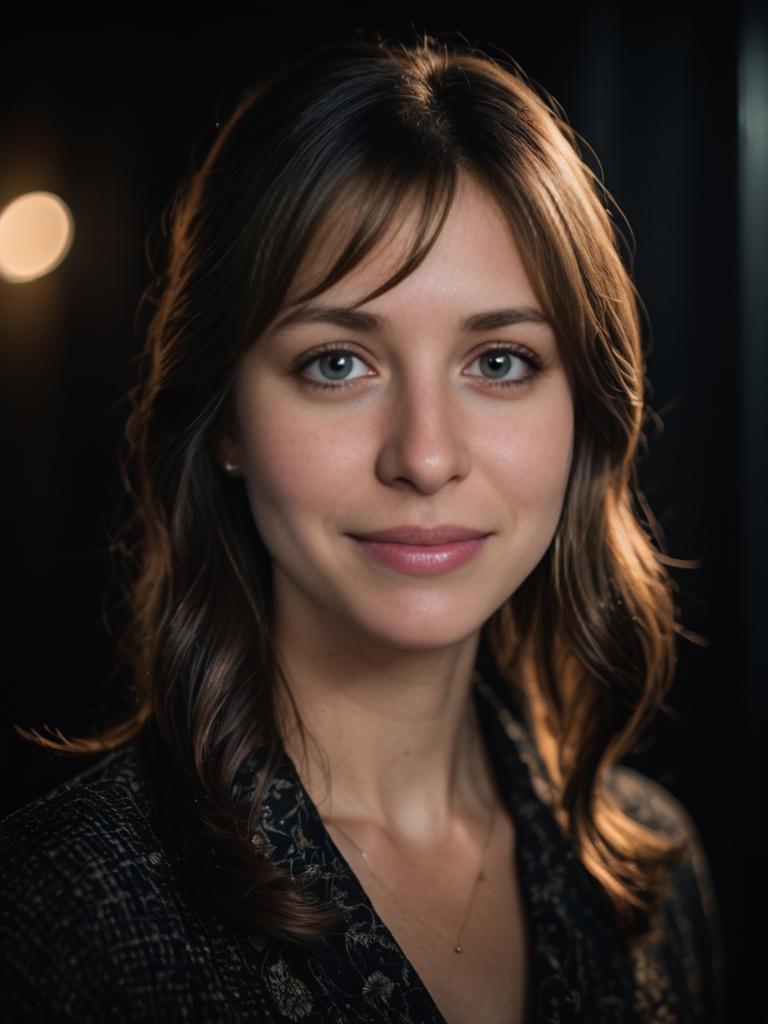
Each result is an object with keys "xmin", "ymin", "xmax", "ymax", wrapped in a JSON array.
[
  {"xmin": 290, "ymin": 340, "xmax": 542, "ymax": 371},
  {"xmin": 291, "ymin": 340, "xmax": 545, "ymax": 390},
  {"xmin": 288, "ymin": 342, "xmax": 369, "ymax": 377}
]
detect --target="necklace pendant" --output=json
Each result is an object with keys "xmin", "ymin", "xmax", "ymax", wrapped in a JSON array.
[{"xmin": 454, "ymin": 943, "xmax": 462, "ymax": 953}]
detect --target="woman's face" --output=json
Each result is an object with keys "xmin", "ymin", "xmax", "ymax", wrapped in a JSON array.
[{"xmin": 220, "ymin": 171, "xmax": 574, "ymax": 656}]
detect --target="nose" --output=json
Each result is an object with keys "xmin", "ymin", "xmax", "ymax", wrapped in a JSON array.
[{"xmin": 374, "ymin": 366, "xmax": 472, "ymax": 494}]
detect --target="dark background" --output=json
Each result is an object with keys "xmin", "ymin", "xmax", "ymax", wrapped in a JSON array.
[{"xmin": 1, "ymin": 6, "xmax": 764, "ymax": 1019}]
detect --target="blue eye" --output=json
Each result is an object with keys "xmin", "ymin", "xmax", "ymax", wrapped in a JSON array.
[
  {"xmin": 300, "ymin": 349, "xmax": 370, "ymax": 387},
  {"xmin": 292, "ymin": 343, "xmax": 543, "ymax": 391},
  {"xmin": 466, "ymin": 347, "xmax": 541, "ymax": 387}
]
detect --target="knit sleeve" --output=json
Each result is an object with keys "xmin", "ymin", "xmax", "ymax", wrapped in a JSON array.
[
  {"xmin": 666, "ymin": 802, "xmax": 728, "ymax": 1021},
  {"xmin": 605, "ymin": 764, "xmax": 728, "ymax": 1023},
  {"xmin": 0, "ymin": 790, "xmax": 122, "ymax": 1022}
]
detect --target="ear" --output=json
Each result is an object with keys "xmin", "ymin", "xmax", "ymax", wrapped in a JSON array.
[{"xmin": 214, "ymin": 428, "xmax": 244, "ymax": 478}]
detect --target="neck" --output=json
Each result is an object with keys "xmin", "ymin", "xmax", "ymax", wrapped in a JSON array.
[{"xmin": 272, "ymin": 609, "xmax": 491, "ymax": 846}]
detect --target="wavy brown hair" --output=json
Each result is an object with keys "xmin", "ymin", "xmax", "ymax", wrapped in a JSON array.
[{"xmin": 16, "ymin": 29, "xmax": 701, "ymax": 946}]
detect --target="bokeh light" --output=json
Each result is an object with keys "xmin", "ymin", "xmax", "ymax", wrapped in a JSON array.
[{"xmin": 0, "ymin": 191, "xmax": 74, "ymax": 283}]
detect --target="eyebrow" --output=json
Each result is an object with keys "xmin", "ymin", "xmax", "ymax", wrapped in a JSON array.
[{"xmin": 270, "ymin": 303, "xmax": 552, "ymax": 334}]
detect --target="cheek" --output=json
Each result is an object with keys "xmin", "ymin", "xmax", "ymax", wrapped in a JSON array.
[
  {"xmin": 235, "ymin": 383, "xmax": 366, "ymax": 526},
  {"xmin": 485, "ymin": 396, "xmax": 574, "ymax": 514}
]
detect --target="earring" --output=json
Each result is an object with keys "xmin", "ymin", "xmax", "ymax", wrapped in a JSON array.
[{"xmin": 222, "ymin": 460, "xmax": 240, "ymax": 475}]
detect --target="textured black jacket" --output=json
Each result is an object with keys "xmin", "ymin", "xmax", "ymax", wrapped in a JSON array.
[{"xmin": 0, "ymin": 670, "xmax": 726, "ymax": 1022}]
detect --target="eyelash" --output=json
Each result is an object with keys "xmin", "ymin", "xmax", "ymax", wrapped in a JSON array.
[{"xmin": 291, "ymin": 343, "xmax": 544, "ymax": 392}]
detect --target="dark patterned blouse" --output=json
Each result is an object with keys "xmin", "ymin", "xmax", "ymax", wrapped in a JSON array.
[{"xmin": 0, "ymin": 669, "xmax": 726, "ymax": 1023}]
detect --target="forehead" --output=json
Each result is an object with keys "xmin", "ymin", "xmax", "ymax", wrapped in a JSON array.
[
  {"xmin": 281, "ymin": 169, "xmax": 534, "ymax": 314},
  {"xmin": 282, "ymin": 182, "xmax": 424, "ymax": 307}
]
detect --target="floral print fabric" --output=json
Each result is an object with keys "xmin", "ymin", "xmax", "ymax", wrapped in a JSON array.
[
  {"xmin": 0, "ymin": 668, "xmax": 726, "ymax": 1022},
  {"xmin": 233, "ymin": 669, "xmax": 726, "ymax": 1022}
]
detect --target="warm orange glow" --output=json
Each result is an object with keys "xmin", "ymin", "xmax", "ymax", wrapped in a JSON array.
[{"xmin": 0, "ymin": 191, "xmax": 74, "ymax": 283}]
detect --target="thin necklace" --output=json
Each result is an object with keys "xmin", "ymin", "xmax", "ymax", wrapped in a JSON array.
[{"xmin": 325, "ymin": 799, "xmax": 498, "ymax": 953}]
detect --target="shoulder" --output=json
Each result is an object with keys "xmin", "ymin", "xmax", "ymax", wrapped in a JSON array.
[
  {"xmin": 603, "ymin": 762, "xmax": 721, "ymax": 922},
  {"xmin": 604, "ymin": 764, "xmax": 728, "ymax": 1021},
  {"xmin": 0, "ymin": 741, "xmax": 158, "ymax": 881},
  {"xmin": 603, "ymin": 762, "xmax": 697, "ymax": 837},
  {"xmin": 0, "ymin": 743, "xmax": 173, "ymax": 1021},
  {"xmin": 603, "ymin": 763, "xmax": 721, "ymax": 923}
]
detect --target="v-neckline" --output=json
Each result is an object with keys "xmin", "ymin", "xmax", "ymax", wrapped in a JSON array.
[
  {"xmin": 239, "ymin": 668, "xmax": 638, "ymax": 1022},
  {"xmin": 259, "ymin": 670, "xmax": 539, "ymax": 1024},
  {"xmin": 295, "ymin": 778, "xmax": 453, "ymax": 1023}
]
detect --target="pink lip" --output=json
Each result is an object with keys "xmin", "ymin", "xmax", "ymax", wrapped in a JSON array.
[
  {"xmin": 348, "ymin": 534, "xmax": 490, "ymax": 576},
  {"xmin": 348, "ymin": 524, "xmax": 491, "ymax": 545}
]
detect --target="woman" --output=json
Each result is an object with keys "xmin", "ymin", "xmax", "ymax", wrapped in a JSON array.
[{"xmin": 0, "ymin": 31, "xmax": 725, "ymax": 1023}]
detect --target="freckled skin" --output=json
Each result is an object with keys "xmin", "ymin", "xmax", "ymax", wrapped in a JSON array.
[
  {"xmin": 223, "ymin": 171, "xmax": 573, "ymax": 659},
  {"xmin": 217, "ymin": 169, "xmax": 574, "ymax": 832}
]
